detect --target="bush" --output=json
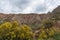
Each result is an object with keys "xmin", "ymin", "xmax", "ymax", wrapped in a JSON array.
[
  {"xmin": 38, "ymin": 20, "xmax": 55, "ymax": 40},
  {"xmin": 53, "ymin": 33, "xmax": 60, "ymax": 40},
  {"xmin": 19, "ymin": 25, "xmax": 33, "ymax": 40},
  {"xmin": 41, "ymin": 20, "xmax": 53, "ymax": 29},
  {"xmin": 0, "ymin": 21, "xmax": 33, "ymax": 40}
]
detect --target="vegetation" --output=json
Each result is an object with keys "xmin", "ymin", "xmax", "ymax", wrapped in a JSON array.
[
  {"xmin": 0, "ymin": 6, "xmax": 60, "ymax": 40},
  {"xmin": 51, "ymin": 12, "xmax": 60, "ymax": 20},
  {"xmin": 0, "ymin": 21, "xmax": 33, "ymax": 40},
  {"xmin": 37, "ymin": 20, "xmax": 55, "ymax": 40},
  {"xmin": 0, "ymin": 19, "xmax": 60, "ymax": 40}
]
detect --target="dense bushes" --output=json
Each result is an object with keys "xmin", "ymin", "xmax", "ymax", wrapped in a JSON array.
[
  {"xmin": 38, "ymin": 27, "xmax": 55, "ymax": 40},
  {"xmin": 0, "ymin": 21, "xmax": 33, "ymax": 40},
  {"xmin": 0, "ymin": 20, "xmax": 59, "ymax": 40},
  {"xmin": 37, "ymin": 20, "xmax": 55, "ymax": 40}
]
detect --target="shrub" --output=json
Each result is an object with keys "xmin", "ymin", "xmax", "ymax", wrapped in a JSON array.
[
  {"xmin": 0, "ymin": 21, "xmax": 33, "ymax": 40},
  {"xmin": 38, "ymin": 20, "xmax": 55, "ymax": 40},
  {"xmin": 53, "ymin": 34, "xmax": 60, "ymax": 40},
  {"xmin": 42, "ymin": 20, "xmax": 53, "ymax": 29},
  {"xmin": 19, "ymin": 25, "xmax": 33, "ymax": 40}
]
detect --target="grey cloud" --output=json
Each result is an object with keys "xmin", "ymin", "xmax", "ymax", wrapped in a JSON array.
[
  {"xmin": 9, "ymin": 0, "xmax": 30, "ymax": 10},
  {"xmin": 34, "ymin": 4, "xmax": 47, "ymax": 12},
  {"xmin": 0, "ymin": 0, "xmax": 60, "ymax": 13}
]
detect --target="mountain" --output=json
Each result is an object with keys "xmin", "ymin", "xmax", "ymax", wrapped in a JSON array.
[
  {"xmin": 49, "ymin": 6, "xmax": 60, "ymax": 28},
  {"xmin": 52, "ymin": 6, "xmax": 60, "ymax": 13},
  {"xmin": 0, "ymin": 14, "xmax": 49, "ymax": 29},
  {"xmin": 50, "ymin": 6, "xmax": 60, "ymax": 20}
]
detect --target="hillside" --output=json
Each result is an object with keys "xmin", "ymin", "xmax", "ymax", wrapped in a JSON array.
[
  {"xmin": 0, "ymin": 6, "xmax": 60, "ymax": 40},
  {"xmin": 0, "ymin": 6, "xmax": 60, "ymax": 29},
  {"xmin": 0, "ymin": 14, "xmax": 49, "ymax": 30}
]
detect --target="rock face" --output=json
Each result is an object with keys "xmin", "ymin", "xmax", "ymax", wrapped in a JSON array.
[
  {"xmin": 0, "ymin": 14, "xmax": 49, "ymax": 30},
  {"xmin": 52, "ymin": 6, "xmax": 60, "ymax": 13},
  {"xmin": 50, "ymin": 6, "xmax": 60, "ymax": 28},
  {"xmin": 0, "ymin": 14, "xmax": 48, "ymax": 24}
]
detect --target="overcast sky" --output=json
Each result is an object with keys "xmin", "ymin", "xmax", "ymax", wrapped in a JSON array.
[{"xmin": 0, "ymin": 0, "xmax": 60, "ymax": 14}]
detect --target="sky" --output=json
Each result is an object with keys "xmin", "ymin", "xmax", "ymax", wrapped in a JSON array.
[{"xmin": 0, "ymin": 0, "xmax": 60, "ymax": 14}]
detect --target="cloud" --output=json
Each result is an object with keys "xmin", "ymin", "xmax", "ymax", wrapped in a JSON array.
[
  {"xmin": 34, "ymin": 4, "xmax": 47, "ymax": 13},
  {"xmin": 22, "ymin": 0, "xmax": 45, "ymax": 13},
  {"xmin": 45, "ymin": 0, "xmax": 60, "ymax": 12},
  {"xmin": 0, "ymin": 0, "xmax": 21, "ymax": 13},
  {"xmin": 0, "ymin": 0, "xmax": 60, "ymax": 13}
]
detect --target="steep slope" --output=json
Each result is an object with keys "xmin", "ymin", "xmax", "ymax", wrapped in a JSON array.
[{"xmin": 0, "ymin": 14, "xmax": 48, "ymax": 30}]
